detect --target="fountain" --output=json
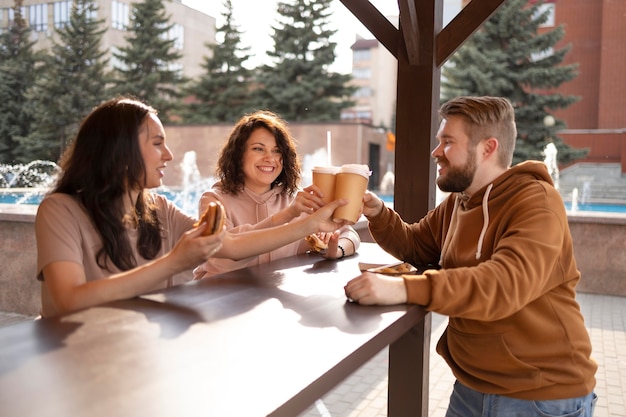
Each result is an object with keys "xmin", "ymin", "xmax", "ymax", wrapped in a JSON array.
[
  {"xmin": 379, "ymin": 170, "xmax": 394, "ymax": 194},
  {"xmin": 0, "ymin": 161, "xmax": 60, "ymax": 206},
  {"xmin": 543, "ymin": 142, "xmax": 559, "ymax": 190},
  {"xmin": 157, "ymin": 150, "xmax": 214, "ymax": 217},
  {"xmin": 0, "ymin": 160, "xmax": 60, "ymax": 189},
  {"xmin": 571, "ymin": 188, "xmax": 579, "ymax": 212},
  {"xmin": 301, "ymin": 147, "xmax": 331, "ymax": 187},
  {"xmin": 581, "ymin": 181, "xmax": 591, "ymax": 205}
]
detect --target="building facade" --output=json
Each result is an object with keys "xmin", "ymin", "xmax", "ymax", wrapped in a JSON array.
[
  {"xmin": 548, "ymin": 0, "xmax": 625, "ymax": 130},
  {"xmin": 0, "ymin": 0, "xmax": 216, "ymax": 79},
  {"xmin": 340, "ymin": 36, "xmax": 398, "ymax": 130}
]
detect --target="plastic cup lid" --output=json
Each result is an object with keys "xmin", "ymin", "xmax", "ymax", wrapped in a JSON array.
[
  {"xmin": 313, "ymin": 166, "xmax": 340, "ymax": 174},
  {"xmin": 340, "ymin": 164, "xmax": 372, "ymax": 178}
]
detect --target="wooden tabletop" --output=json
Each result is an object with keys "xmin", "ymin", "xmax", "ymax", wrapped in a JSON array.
[{"xmin": 0, "ymin": 243, "xmax": 430, "ymax": 417}]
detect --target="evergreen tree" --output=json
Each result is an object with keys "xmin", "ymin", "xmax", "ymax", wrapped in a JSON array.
[
  {"xmin": 113, "ymin": 0, "xmax": 186, "ymax": 123},
  {"xmin": 442, "ymin": 0, "xmax": 587, "ymax": 164},
  {"xmin": 253, "ymin": 0, "xmax": 355, "ymax": 121},
  {"xmin": 18, "ymin": 0, "xmax": 110, "ymax": 163},
  {"xmin": 183, "ymin": 0, "xmax": 253, "ymax": 123},
  {"xmin": 0, "ymin": 0, "xmax": 41, "ymax": 163}
]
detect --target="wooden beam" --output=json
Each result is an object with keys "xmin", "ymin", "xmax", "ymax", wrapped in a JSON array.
[
  {"xmin": 398, "ymin": 0, "xmax": 420, "ymax": 65},
  {"xmin": 436, "ymin": 0, "xmax": 506, "ymax": 66},
  {"xmin": 339, "ymin": 0, "xmax": 399, "ymax": 57}
]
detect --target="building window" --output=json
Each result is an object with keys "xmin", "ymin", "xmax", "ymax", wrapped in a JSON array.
[
  {"xmin": 111, "ymin": 46, "xmax": 127, "ymax": 70},
  {"xmin": 356, "ymin": 110, "xmax": 372, "ymax": 120},
  {"xmin": 354, "ymin": 87, "xmax": 373, "ymax": 98},
  {"xmin": 352, "ymin": 67, "xmax": 371, "ymax": 79},
  {"xmin": 353, "ymin": 49, "xmax": 371, "ymax": 62},
  {"xmin": 111, "ymin": 0, "xmax": 129, "ymax": 30},
  {"xmin": 535, "ymin": 3, "xmax": 555, "ymax": 28},
  {"xmin": 531, "ymin": 47, "xmax": 554, "ymax": 62},
  {"xmin": 54, "ymin": 1, "xmax": 71, "ymax": 28},
  {"xmin": 53, "ymin": 1, "xmax": 97, "ymax": 29},
  {"xmin": 164, "ymin": 23, "xmax": 184, "ymax": 50},
  {"xmin": 28, "ymin": 3, "xmax": 48, "ymax": 32}
]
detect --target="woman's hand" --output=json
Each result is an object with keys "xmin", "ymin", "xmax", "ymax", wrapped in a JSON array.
[
  {"xmin": 167, "ymin": 224, "xmax": 225, "ymax": 272},
  {"xmin": 318, "ymin": 231, "xmax": 342, "ymax": 259},
  {"xmin": 286, "ymin": 185, "xmax": 326, "ymax": 219},
  {"xmin": 306, "ymin": 198, "xmax": 349, "ymax": 233},
  {"xmin": 344, "ymin": 272, "xmax": 408, "ymax": 305}
]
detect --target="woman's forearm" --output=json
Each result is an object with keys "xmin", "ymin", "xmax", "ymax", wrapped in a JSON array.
[{"xmin": 219, "ymin": 217, "xmax": 315, "ymax": 260}]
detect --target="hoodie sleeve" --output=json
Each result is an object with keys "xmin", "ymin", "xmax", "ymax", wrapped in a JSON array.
[{"xmin": 367, "ymin": 198, "xmax": 453, "ymax": 266}]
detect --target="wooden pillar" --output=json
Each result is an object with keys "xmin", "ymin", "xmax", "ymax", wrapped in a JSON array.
[{"xmin": 394, "ymin": 0, "xmax": 443, "ymax": 223}]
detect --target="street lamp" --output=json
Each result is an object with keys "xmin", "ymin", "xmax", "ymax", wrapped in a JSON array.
[{"xmin": 543, "ymin": 114, "xmax": 555, "ymax": 128}]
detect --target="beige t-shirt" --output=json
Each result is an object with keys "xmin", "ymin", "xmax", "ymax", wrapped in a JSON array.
[{"xmin": 36, "ymin": 192, "xmax": 196, "ymax": 289}]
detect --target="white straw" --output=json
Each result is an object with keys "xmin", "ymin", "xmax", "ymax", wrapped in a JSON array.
[{"xmin": 326, "ymin": 131, "xmax": 332, "ymax": 166}]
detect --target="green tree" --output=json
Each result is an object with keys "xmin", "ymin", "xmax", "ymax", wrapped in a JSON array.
[
  {"xmin": 17, "ymin": 0, "xmax": 110, "ymax": 163},
  {"xmin": 0, "ymin": 0, "xmax": 41, "ymax": 163},
  {"xmin": 113, "ymin": 0, "xmax": 186, "ymax": 123},
  {"xmin": 442, "ymin": 0, "xmax": 587, "ymax": 164},
  {"xmin": 183, "ymin": 0, "xmax": 253, "ymax": 123},
  {"xmin": 253, "ymin": 0, "xmax": 355, "ymax": 121}
]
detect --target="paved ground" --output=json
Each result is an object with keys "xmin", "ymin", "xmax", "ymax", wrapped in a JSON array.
[{"xmin": 1, "ymin": 292, "xmax": 624, "ymax": 417}]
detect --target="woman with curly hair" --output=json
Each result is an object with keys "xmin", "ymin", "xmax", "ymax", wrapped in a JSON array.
[{"xmin": 193, "ymin": 110, "xmax": 360, "ymax": 278}]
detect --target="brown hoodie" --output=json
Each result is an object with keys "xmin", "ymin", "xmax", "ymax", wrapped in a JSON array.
[{"xmin": 367, "ymin": 160, "xmax": 596, "ymax": 400}]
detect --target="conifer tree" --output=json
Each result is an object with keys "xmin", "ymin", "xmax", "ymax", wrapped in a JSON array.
[
  {"xmin": 0, "ymin": 0, "xmax": 41, "ymax": 163},
  {"xmin": 183, "ymin": 0, "xmax": 253, "ymax": 123},
  {"xmin": 113, "ymin": 0, "xmax": 186, "ymax": 123},
  {"xmin": 253, "ymin": 0, "xmax": 355, "ymax": 121},
  {"xmin": 442, "ymin": 0, "xmax": 587, "ymax": 164},
  {"xmin": 17, "ymin": 0, "xmax": 109, "ymax": 163}
]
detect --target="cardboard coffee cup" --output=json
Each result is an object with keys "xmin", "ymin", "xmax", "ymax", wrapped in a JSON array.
[
  {"xmin": 312, "ymin": 166, "xmax": 340, "ymax": 203},
  {"xmin": 333, "ymin": 164, "xmax": 371, "ymax": 224}
]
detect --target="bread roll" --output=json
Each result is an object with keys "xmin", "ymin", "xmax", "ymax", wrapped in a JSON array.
[{"xmin": 194, "ymin": 201, "xmax": 225, "ymax": 236}]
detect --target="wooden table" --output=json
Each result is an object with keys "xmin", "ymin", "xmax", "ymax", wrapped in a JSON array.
[{"xmin": 0, "ymin": 243, "xmax": 431, "ymax": 417}]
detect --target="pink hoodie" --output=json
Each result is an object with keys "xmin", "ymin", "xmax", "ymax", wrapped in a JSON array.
[{"xmin": 193, "ymin": 183, "xmax": 360, "ymax": 278}]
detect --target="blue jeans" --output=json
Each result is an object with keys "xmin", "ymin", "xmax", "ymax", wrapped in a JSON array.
[{"xmin": 446, "ymin": 381, "xmax": 597, "ymax": 417}]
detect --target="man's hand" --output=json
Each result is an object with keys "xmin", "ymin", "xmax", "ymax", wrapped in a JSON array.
[
  {"xmin": 344, "ymin": 272, "xmax": 407, "ymax": 305},
  {"xmin": 361, "ymin": 191, "xmax": 384, "ymax": 218}
]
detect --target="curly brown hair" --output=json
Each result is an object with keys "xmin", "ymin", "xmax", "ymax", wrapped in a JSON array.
[{"xmin": 216, "ymin": 110, "xmax": 301, "ymax": 196}]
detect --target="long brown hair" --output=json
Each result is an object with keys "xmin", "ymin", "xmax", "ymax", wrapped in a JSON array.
[
  {"xmin": 52, "ymin": 97, "xmax": 162, "ymax": 271},
  {"xmin": 216, "ymin": 110, "xmax": 301, "ymax": 195}
]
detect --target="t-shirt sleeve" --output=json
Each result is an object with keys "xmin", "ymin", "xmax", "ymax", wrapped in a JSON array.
[
  {"xmin": 155, "ymin": 193, "xmax": 196, "ymax": 250},
  {"xmin": 35, "ymin": 195, "xmax": 85, "ymax": 280}
]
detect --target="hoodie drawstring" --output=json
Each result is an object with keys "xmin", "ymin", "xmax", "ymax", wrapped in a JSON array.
[
  {"xmin": 439, "ymin": 195, "xmax": 461, "ymax": 266},
  {"xmin": 476, "ymin": 183, "xmax": 493, "ymax": 260}
]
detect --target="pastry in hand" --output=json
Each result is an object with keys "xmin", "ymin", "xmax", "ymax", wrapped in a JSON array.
[
  {"xmin": 194, "ymin": 201, "xmax": 226, "ymax": 236},
  {"xmin": 305, "ymin": 233, "xmax": 328, "ymax": 253}
]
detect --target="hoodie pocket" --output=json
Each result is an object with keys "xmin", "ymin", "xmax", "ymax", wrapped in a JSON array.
[{"xmin": 447, "ymin": 326, "xmax": 543, "ymax": 392}]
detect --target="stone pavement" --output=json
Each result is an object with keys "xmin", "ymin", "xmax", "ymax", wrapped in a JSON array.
[
  {"xmin": 299, "ymin": 292, "xmax": 626, "ymax": 417},
  {"xmin": 1, "ymin": 293, "xmax": 624, "ymax": 417}
]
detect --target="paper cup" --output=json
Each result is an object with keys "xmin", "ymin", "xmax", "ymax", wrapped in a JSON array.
[
  {"xmin": 333, "ymin": 164, "xmax": 371, "ymax": 224},
  {"xmin": 312, "ymin": 166, "xmax": 340, "ymax": 203}
]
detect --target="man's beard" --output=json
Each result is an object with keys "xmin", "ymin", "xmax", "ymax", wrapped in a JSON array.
[{"xmin": 436, "ymin": 152, "xmax": 477, "ymax": 193}]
